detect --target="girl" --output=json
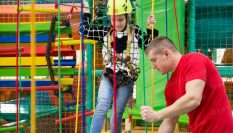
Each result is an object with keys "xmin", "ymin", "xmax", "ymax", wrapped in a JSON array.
[{"xmin": 79, "ymin": 0, "xmax": 159, "ymax": 132}]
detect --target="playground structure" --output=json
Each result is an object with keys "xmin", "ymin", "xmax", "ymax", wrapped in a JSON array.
[
  {"xmin": 0, "ymin": 1, "xmax": 99, "ymax": 132},
  {"xmin": 0, "ymin": 0, "xmax": 232, "ymax": 133}
]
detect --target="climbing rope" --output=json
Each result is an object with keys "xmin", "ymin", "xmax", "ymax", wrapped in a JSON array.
[
  {"xmin": 150, "ymin": 0, "xmax": 155, "ymax": 132},
  {"xmin": 173, "ymin": 0, "xmax": 182, "ymax": 53}
]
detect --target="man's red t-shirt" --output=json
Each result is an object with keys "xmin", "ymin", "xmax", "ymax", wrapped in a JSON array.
[{"xmin": 165, "ymin": 53, "xmax": 233, "ymax": 133}]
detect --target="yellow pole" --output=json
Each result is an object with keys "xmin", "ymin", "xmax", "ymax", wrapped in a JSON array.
[
  {"xmin": 20, "ymin": 6, "xmax": 64, "ymax": 13},
  {"xmin": 151, "ymin": 0, "xmax": 155, "ymax": 39},
  {"xmin": 30, "ymin": 0, "xmax": 36, "ymax": 133},
  {"xmin": 75, "ymin": 39, "xmax": 82, "ymax": 133},
  {"xmin": 151, "ymin": 0, "xmax": 155, "ymax": 132},
  {"xmin": 55, "ymin": 39, "xmax": 97, "ymax": 46}
]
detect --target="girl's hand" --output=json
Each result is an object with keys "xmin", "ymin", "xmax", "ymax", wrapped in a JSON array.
[
  {"xmin": 83, "ymin": 1, "xmax": 90, "ymax": 13},
  {"xmin": 147, "ymin": 14, "xmax": 156, "ymax": 29},
  {"xmin": 112, "ymin": 53, "xmax": 122, "ymax": 61}
]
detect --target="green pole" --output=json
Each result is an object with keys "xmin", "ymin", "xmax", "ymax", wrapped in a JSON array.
[
  {"xmin": 57, "ymin": 0, "xmax": 63, "ymax": 132},
  {"xmin": 86, "ymin": 44, "xmax": 93, "ymax": 133},
  {"xmin": 188, "ymin": 0, "xmax": 196, "ymax": 52},
  {"xmin": 75, "ymin": 70, "xmax": 102, "ymax": 76},
  {"xmin": 0, "ymin": 125, "xmax": 24, "ymax": 132},
  {"xmin": 86, "ymin": 0, "xmax": 93, "ymax": 132}
]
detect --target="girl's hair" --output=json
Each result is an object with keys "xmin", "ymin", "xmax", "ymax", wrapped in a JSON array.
[{"xmin": 108, "ymin": 14, "xmax": 133, "ymax": 47}]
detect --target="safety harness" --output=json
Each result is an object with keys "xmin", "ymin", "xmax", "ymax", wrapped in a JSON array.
[{"xmin": 103, "ymin": 25, "xmax": 140, "ymax": 87}]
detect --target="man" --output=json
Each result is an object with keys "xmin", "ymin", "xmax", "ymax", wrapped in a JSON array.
[{"xmin": 140, "ymin": 36, "xmax": 233, "ymax": 133}]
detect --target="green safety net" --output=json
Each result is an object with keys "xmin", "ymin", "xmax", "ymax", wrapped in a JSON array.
[
  {"xmin": 135, "ymin": 0, "xmax": 185, "ymax": 110},
  {"xmin": 131, "ymin": 0, "xmax": 188, "ymax": 125},
  {"xmin": 193, "ymin": 0, "xmax": 233, "ymax": 112}
]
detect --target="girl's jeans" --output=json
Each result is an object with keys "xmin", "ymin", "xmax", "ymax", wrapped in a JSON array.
[{"xmin": 90, "ymin": 75, "xmax": 134, "ymax": 133}]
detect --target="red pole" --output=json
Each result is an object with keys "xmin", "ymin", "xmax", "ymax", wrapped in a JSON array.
[
  {"xmin": 55, "ymin": 110, "xmax": 94, "ymax": 125},
  {"xmin": 112, "ymin": 0, "xmax": 117, "ymax": 132},
  {"xmin": 0, "ymin": 85, "xmax": 59, "ymax": 92}
]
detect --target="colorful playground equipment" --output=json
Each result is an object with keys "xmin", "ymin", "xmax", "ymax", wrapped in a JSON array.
[
  {"xmin": 0, "ymin": 1, "xmax": 95, "ymax": 132},
  {"xmin": 0, "ymin": 0, "xmax": 232, "ymax": 133}
]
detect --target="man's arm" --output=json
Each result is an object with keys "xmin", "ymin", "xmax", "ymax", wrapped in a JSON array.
[
  {"xmin": 156, "ymin": 79, "xmax": 205, "ymax": 120},
  {"xmin": 158, "ymin": 117, "xmax": 179, "ymax": 133},
  {"xmin": 141, "ymin": 79, "xmax": 205, "ymax": 122}
]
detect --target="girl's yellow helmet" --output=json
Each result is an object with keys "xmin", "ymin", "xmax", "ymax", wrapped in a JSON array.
[{"xmin": 107, "ymin": 0, "xmax": 132, "ymax": 15}]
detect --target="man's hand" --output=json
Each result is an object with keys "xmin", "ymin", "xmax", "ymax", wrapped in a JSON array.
[{"xmin": 140, "ymin": 106, "xmax": 159, "ymax": 122}]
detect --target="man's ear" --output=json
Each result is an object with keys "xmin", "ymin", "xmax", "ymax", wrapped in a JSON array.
[{"xmin": 163, "ymin": 49, "xmax": 170, "ymax": 56}]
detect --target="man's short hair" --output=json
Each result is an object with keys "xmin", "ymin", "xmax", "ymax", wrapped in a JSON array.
[{"xmin": 145, "ymin": 36, "xmax": 177, "ymax": 55}]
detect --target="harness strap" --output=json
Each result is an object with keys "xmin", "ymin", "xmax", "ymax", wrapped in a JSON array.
[{"xmin": 107, "ymin": 25, "xmax": 134, "ymax": 72}]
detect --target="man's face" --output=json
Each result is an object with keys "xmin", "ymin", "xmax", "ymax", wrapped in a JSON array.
[
  {"xmin": 148, "ymin": 49, "xmax": 170, "ymax": 75},
  {"xmin": 110, "ymin": 15, "xmax": 127, "ymax": 32}
]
